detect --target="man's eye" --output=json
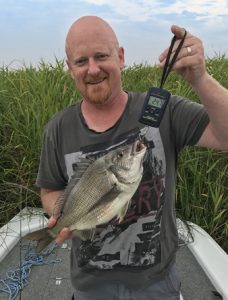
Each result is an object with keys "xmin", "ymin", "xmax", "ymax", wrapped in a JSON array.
[
  {"xmin": 95, "ymin": 54, "xmax": 109, "ymax": 60},
  {"xmin": 74, "ymin": 58, "xmax": 87, "ymax": 66}
]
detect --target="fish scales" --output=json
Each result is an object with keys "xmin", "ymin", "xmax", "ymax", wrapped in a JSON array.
[
  {"xmin": 24, "ymin": 140, "xmax": 146, "ymax": 252},
  {"xmin": 52, "ymin": 161, "xmax": 120, "ymax": 234}
]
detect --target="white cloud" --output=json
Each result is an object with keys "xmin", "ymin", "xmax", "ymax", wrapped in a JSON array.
[
  {"xmin": 82, "ymin": 0, "xmax": 160, "ymax": 21},
  {"xmin": 1, "ymin": 0, "xmax": 227, "ymax": 68},
  {"xmin": 163, "ymin": 0, "xmax": 228, "ymax": 17},
  {"xmin": 83, "ymin": 0, "xmax": 107, "ymax": 3},
  {"xmin": 82, "ymin": 0, "xmax": 228, "ymax": 22}
]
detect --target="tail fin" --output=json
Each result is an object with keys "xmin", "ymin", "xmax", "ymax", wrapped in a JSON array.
[{"xmin": 24, "ymin": 228, "xmax": 54, "ymax": 252}]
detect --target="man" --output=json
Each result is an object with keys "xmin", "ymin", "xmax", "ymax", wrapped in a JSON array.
[{"xmin": 36, "ymin": 16, "xmax": 228, "ymax": 300}]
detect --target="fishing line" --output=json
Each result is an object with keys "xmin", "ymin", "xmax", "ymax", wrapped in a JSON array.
[
  {"xmin": 0, "ymin": 184, "xmax": 61, "ymax": 300},
  {"xmin": 19, "ymin": 189, "xmax": 22, "ymax": 300}
]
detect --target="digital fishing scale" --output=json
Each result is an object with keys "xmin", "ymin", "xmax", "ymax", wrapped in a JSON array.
[{"xmin": 139, "ymin": 30, "xmax": 187, "ymax": 127}]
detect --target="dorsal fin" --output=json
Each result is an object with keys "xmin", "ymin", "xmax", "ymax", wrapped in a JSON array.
[{"xmin": 52, "ymin": 156, "xmax": 94, "ymax": 217}]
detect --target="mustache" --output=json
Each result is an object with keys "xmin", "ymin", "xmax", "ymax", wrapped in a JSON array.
[{"xmin": 85, "ymin": 74, "xmax": 107, "ymax": 83}]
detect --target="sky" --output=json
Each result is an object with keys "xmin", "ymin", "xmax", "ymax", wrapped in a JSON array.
[{"xmin": 1, "ymin": 0, "xmax": 228, "ymax": 69}]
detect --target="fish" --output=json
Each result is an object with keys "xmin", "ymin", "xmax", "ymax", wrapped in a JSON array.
[{"xmin": 24, "ymin": 140, "xmax": 146, "ymax": 252}]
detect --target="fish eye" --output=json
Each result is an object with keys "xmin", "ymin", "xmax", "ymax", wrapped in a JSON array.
[{"xmin": 117, "ymin": 152, "xmax": 124, "ymax": 158}]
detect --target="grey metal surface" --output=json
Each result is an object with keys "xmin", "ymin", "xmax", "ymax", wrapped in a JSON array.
[
  {"xmin": 0, "ymin": 240, "xmax": 73, "ymax": 300},
  {"xmin": 176, "ymin": 244, "xmax": 220, "ymax": 300},
  {"xmin": 0, "ymin": 240, "xmax": 221, "ymax": 300}
]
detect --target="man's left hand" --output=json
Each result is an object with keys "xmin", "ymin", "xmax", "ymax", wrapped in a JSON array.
[{"xmin": 159, "ymin": 25, "xmax": 206, "ymax": 86}]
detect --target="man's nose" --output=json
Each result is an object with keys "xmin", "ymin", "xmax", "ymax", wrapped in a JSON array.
[{"xmin": 87, "ymin": 58, "xmax": 100, "ymax": 75}]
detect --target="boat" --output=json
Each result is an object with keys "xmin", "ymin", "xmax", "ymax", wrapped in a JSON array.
[{"xmin": 0, "ymin": 207, "xmax": 227, "ymax": 300}]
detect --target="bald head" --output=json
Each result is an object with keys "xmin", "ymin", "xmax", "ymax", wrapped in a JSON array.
[{"xmin": 65, "ymin": 16, "xmax": 120, "ymax": 60}]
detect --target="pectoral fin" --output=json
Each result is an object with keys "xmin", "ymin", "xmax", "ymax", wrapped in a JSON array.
[{"xmin": 117, "ymin": 201, "xmax": 130, "ymax": 223}]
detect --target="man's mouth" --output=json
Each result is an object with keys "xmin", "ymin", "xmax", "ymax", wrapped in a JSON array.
[{"xmin": 87, "ymin": 77, "xmax": 106, "ymax": 85}]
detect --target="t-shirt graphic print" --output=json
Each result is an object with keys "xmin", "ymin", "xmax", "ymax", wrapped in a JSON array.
[{"xmin": 64, "ymin": 126, "xmax": 166, "ymax": 270}]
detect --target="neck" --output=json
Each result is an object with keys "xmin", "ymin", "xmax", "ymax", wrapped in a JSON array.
[{"xmin": 81, "ymin": 91, "xmax": 128, "ymax": 132}]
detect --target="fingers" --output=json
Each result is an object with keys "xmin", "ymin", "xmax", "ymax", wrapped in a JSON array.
[
  {"xmin": 159, "ymin": 27, "xmax": 203, "ymax": 69},
  {"xmin": 162, "ymin": 44, "xmax": 194, "ymax": 66},
  {"xmin": 55, "ymin": 227, "xmax": 72, "ymax": 245},
  {"xmin": 159, "ymin": 25, "xmax": 191, "ymax": 63},
  {"xmin": 159, "ymin": 25, "xmax": 206, "ymax": 84},
  {"xmin": 48, "ymin": 215, "xmax": 58, "ymax": 228},
  {"xmin": 48, "ymin": 215, "xmax": 72, "ymax": 245},
  {"xmin": 170, "ymin": 25, "xmax": 192, "ymax": 39}
]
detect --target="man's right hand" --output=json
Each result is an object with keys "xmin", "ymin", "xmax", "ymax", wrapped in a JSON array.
[
  {"xmin": 48, "ymin": 215, "xmax": 72, "ymax": 245},
  {"xmin": 41, "ymin": 188, "xmax": 72, "ymax": 245}
]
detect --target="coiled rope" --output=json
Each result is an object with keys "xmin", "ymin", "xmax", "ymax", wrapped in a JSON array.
[{"xmin": 0, "ymin": 242, "xmax": 61, "ymax": 300}]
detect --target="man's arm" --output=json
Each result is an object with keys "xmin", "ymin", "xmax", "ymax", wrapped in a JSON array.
[
  {"xmin": 159, "ymin": 25, "xmax": 228, "ymax": 150},
  {"xmin": 41, "ymin": 188, "xmax": 72, "ymax": 244},
  {"xmin": 41, "ymin": 188, "xmax": 63, "ymax": 216},
  {"xmin": 192, "ymin": 74, "xmax": 228, "ymax": 149}
]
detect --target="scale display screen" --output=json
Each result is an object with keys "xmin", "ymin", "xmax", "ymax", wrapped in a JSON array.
[{"xmin": 148, "ymin": 96, "xmax": 165, "ymax": 108}]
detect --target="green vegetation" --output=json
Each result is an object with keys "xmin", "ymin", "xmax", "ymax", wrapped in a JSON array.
[{"xmin": 0, "ymin": 57, "xmax": 227, "ymax": 251}]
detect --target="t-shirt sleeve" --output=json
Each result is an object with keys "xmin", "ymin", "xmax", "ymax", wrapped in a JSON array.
[
  {"xmin": 169, "ymin": 95, "xmax": 210, "ymax": 152},
  {"xmin": 36, "ymin": 124, "xmax": 67, "ymax": 190}
]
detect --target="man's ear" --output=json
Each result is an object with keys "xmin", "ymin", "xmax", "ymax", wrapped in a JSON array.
[
  {"xmin": 66, "ymin": 59, "xmax": 74, "ymax": 79},
  {"xmin": 119, "ymin": 47, "xmax": 125, "ymax": 69}
]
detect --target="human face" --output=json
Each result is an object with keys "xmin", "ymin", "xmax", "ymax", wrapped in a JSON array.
[{"xmin": 67, "ymin": 38, "xmax": 124, "ymax": 105}]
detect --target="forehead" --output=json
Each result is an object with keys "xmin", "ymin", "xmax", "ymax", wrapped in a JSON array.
[
  {"xmin": 66, "ymin": 19, "xmax": 119, "ymax": 59},
  {"xmin": 72, "ymin": 38, "xmax": 113, "ymax": 58}
]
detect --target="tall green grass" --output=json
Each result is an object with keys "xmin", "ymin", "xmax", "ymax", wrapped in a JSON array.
[{"xmin": 0, "ymin": 57, "xmax": 227, "ymax": 251}]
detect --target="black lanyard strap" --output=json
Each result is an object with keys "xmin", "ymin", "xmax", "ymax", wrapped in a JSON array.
[{"xmin": 160, "ymin": 29, "xmax": 187, "ymax": 89}]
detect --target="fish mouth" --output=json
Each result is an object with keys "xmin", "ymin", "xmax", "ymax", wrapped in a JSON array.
[{"xmin": 131, "ymin": 141, "xmax": 146, "ymax": 155}]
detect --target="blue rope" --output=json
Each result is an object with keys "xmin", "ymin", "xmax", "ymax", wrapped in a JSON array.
[{"xmin": 0, "ymin": 242, "xmax": 62, "ymax": 300}]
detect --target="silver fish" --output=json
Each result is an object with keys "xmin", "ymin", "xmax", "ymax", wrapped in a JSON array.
[{"xmin": 25, "ymin": 140, "xmax": 146, "ymax": 252}]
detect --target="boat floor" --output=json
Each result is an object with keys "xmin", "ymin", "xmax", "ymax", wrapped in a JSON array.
[{"xmin": 0, "ymin": 239, "xmax": 219, "ymax": 300}]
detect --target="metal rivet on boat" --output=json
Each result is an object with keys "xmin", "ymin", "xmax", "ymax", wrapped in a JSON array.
[
  {"xmin": 55, "ymin": 277, "xmax": 62, "ymax": 285},
  {"xmin": 61, "ymin": 243, "xmax": 68, "ymax": 249}
]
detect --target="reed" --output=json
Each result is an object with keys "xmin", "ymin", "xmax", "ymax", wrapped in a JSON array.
[{"xmin": 0, "ymin": 57, "xmax": 227, "ymax": 251}]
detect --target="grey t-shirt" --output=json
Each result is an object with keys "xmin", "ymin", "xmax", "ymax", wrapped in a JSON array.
[{"xmin": 36, "ymin": 91, "xmax": 209, "ymax": 290}]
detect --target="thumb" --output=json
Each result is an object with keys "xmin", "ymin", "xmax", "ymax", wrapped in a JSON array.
[
  {"xmin": 48, "ymin": 215, "xmax": 58, "ymax": 228},
  {"xmin": 171, "ymin": 25, "xmax": 187, "ymax": 39}
]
